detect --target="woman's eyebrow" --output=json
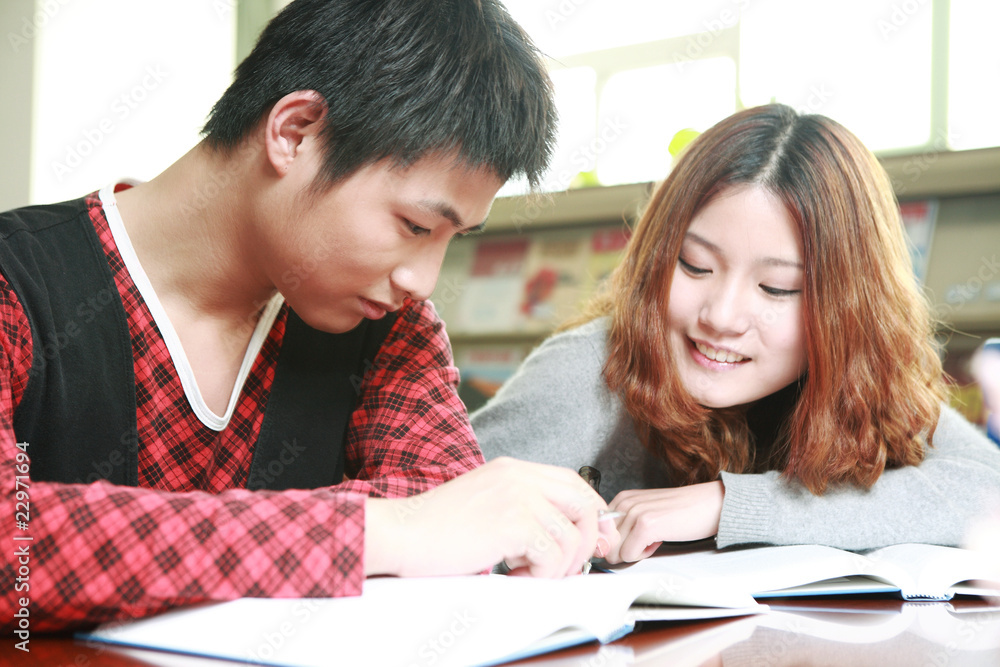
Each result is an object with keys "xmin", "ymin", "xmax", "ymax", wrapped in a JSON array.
[
  {"xmin": 685, "ymin": 231, "xmax": 803, "ymax": 269},
  {"xmin": 757, "ymin": 256, "xmax": 804, "ymax": 269},
  {"xmin": 684, "ymin": 231, "xmax": 722, "ymax": 255}
]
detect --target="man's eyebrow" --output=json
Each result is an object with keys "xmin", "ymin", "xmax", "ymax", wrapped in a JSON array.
[
  {"xmin": 685, "ymin": 231, "xmax": 803, "ymax": 269},
  {"xmin": 416, "ymin": 200, "xmax": 488, "ymax": 233}
]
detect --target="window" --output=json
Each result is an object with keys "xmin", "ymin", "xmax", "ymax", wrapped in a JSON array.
[
  {"xmin": 30, "ymin": 0, "xmax": 236, "ymax": 204},
  {"xmin": 740, "ymin": 0, "xmax": 933, "ymax": 153},
  {"xmin": 597, "ymin": 58, "xmax": 736, "ymax": 186},
  {"xmin": 503, "ymin": 0, "xmax": 994, "ymax": 192},
  {"xmin": 948, "ymin": 0, "xmax": 1000, "ymax": 150}
]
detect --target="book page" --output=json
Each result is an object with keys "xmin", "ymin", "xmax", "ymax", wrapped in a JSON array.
[
  {"xmin": 756, "ymin": 575, "xmax": 899, "ymax": 597},
  {"xmin": 81, "ymin": 573, "xmax": 762, "ymax": 667},
  {"xmin": 610, "ymin": 543, "xmax": 1000, "ymax": 601},
  {"xmin": 865, "ymin": 543, "xmax": 1000, "ymax": 599},
  {"xmin": 610, "ymin": 544, "xmax": 880, "ymax": 596}
]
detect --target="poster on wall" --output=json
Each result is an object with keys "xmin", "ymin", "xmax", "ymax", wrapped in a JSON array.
[
  {"xmin": 519, "ymin": 231, "xmax": 589, "ymax": 333},
  {"xmin": 455, "ymin": 238, "xmax": 529, "ymax": 333},
  {"xmin": 899, "ymin": 199, "xmax": 938, "ymax": 284},
  {"xmin": 585, "ymin": 226, "xmax": 631, "ymax": 295}
]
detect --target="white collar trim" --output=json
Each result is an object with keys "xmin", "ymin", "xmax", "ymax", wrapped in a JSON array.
[{"xmin": 99, "ymin": 183, "xmax": 284, "ymax": 432}]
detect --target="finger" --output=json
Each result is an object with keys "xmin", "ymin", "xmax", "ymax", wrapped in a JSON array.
[
  {"xmin": 569, "ymin": 506, "xmax": 599, "ymax": 575},
  {"xmin": 502, "ymin": 487, "xmax": 585, "ymax": 578},
  {"xmin": 559, "ymin": 519, "xmax": 586, "ymax": 577},
  {"xmin": 505, "ymin": 564, "xmax": 533, "ymax": 577},
  {"xmin": 638, "ymin": 541, "xmax": 662, "ymax": 560},
  {"xmin": 522, "ymin": 512, "xmax": 581, "ymax": 578},
  {"xmin": 609, "ymin": 489, "xmax": 637, "ymax": 508},
  {"xmin": 595, "ymin": 516, "xmax": 621, "ymax": 559},
  {"xmin": 603, "ymin": 504, "xmax": 641, "ymax": 563},
  {"xmin": 603, "ymin": 531, "xmax": 626, "ymax": 564},
  {"xmin": 548, "ymin": 510, "xmax": 585, "ymax": 578},
  {"xmin": 609, "ymin": 495, "xmax": 643, "ymax": 518},
  {"xmin": 616, "ymin": 506, "xmax": 654, "ymax": 562},
  {"xmin": 617, "ymin": 530, "xmax": 646, "ymax": 563},
  {"xmin": 511, "ymin": 460, "xmax": 609, "ymax": 514},
  {"xmin": 485, "ymin": 460, "xmax": 608, "ymax": 576},
  {"xmin": 524, "ymin": 469, "xmax": 606, "ymax": 574},
  {"xmin": 503, "ymin": 554, "xmax": 530, "ymax": 573},
  {"xmin": 619, "ymin": 521, "xmax": 662, "ymax": 563},
  {"xmin": 608, "ymin": 506, "xmax": 656, "ymax": 563}
]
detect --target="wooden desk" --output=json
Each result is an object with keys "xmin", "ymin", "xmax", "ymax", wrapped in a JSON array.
[{"xmin": 7, "ymin": 597, "xmax": 999, "ymax": 666}]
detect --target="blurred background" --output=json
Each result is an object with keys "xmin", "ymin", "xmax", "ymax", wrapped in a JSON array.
[{"xmin": 1, "ymin": 0, "xmax": 997, "ymax": 423}]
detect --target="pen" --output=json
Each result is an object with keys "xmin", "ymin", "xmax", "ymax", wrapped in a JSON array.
[
  {"xmin": 579, "ymin": 466, "xmax": 623, "ymax": 522},
  {"xmin": 578, "ymin": 465, "xmax": 601, "ymax": 492}
]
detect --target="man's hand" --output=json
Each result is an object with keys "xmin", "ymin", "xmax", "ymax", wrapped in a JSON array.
[
  {"xmin": 604, "ymin": 481, "xmax": 725, "ymax": 563},
  {"xmin": 365, "ymin": 458, "xmax": 621, "ymax": 579}
]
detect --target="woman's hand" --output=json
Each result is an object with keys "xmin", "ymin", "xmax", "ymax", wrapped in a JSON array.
[
  {"xmin": 604, "ymin": 481, "xmax": 725, "ymax": 563},
  {"xmin": 365, "ymin": 458, "xmax": 621, "ymax": 579}
]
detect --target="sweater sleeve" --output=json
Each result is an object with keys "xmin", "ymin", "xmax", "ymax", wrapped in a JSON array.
[
  {"xmin": 718, "ymin": 404, "xmax": 1000, "ymax": 549},
  {"xmin": 471, "ymin": 319, "xmax": 672, "ymax": 501}
]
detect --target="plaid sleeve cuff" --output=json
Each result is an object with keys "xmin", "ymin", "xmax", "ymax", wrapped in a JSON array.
[
  {"xmin": 1, "ymin": 476, "xmax": 369, "ymax": 632},
  {"xmin": 342, "ymin": 299, "xmax": 484, "ymax": 498}
]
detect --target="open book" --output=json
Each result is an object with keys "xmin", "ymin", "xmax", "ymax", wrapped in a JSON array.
[
  {"xmin": 80, "ymin": 573, "xmax": 764, "ymax": 667},
  {"xmin": 606, "ymin": 542, "xmax": 1000, "ymax": 602},
  {"xmin": 79, "ymin": 543, "xmax": 999, "ymax": 667}
]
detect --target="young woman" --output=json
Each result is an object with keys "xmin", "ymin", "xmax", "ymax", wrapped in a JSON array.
[{"xmin": 473, "ymin": 104, "xmax": 1000, "ymax": 563}]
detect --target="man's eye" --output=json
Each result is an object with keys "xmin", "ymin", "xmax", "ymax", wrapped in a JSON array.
[
  {"xmin": 678, "ymin": 258, "xmax": 710, "ymax": 275},
  {"xmin": 404, "ymin": 219, "xmax": 430, "ymax": 237},
  {"xmin": 457, "ymin": 226, "xmax": 484, "ymax": 238}
]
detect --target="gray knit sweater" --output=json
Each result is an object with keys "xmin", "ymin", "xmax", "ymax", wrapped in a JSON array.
[{"xmin": 471, "ymin": 317, "xmax": 1000, "ymax": 550}]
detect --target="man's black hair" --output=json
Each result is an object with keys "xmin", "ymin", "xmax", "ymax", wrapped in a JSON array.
[{"xmin": 203, "ymin": 0, "xmax": 556, "ymax": 188}]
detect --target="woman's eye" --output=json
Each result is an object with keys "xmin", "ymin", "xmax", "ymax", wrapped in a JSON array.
[
  {"xmin": 760, "ymin": 285, "xmax": 801, "ymax": 297},
  {"xmin": 679, "ymin": 258, "xmax": 710, "ymax": 275}
]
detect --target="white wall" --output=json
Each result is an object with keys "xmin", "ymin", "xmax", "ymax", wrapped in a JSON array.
[
  {"xmin": 0, "ymin": 0, "xmax": 37, "ymax": 211},
  {"xmin": 2, "ymin": 0, "xmax": 236, "ymax": 208}
]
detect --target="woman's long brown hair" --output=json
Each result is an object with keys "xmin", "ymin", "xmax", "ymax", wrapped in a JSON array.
[{"xmin": 577, "ymin": 104, "xmax": 944, "ymax": 493}]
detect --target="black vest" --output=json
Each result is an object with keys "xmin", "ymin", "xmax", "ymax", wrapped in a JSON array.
[{"xmin": 0, "ymin": 198, "xmax": 395, "ymax": 490}]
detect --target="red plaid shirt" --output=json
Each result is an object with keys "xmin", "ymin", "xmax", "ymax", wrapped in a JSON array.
[{"xmin": 0, "ymin": 191, "xmax": 483, "ymax": 631}]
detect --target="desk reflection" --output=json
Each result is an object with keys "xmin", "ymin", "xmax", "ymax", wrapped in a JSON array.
[{"xmin": 512, "ymin": 598, "xmax": 1000, "ymax": 667}]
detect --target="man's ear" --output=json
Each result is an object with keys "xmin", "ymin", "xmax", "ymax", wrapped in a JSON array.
[{"xmin": 263, "ymin": 90, "xmax": 328, "ymax": 176}]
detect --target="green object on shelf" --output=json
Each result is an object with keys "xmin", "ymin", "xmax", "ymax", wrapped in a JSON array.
[
  {"xmin": 669, "ymin": 128, "xmax": 700, "ymax": 158},
  {"xmin": 569, "ymin": 169, "xmax": 600, "ymax": 189}
]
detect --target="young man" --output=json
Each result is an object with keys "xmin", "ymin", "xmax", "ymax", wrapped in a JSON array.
[{"xmin": 1, "ymin": 0, "xmax": 616, "ymax": 632}]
